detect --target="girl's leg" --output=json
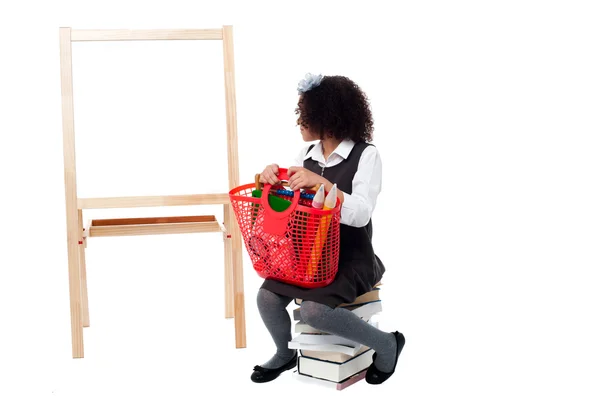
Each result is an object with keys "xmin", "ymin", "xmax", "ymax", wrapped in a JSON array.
[
  {"xmin": 256, "ymin": 288, "xmax": 296, "ymax": 368},
  {"xmin": 300, "ymin": 301, "xmax": 399, "ymax": 373}
]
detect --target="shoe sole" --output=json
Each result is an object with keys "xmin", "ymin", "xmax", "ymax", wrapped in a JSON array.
[
  {"xmin": 251, "ymin": 356, "xmax": 298, "ymax": 383},
  {"xmin": 366, "ymin": 332, "xmax": 405, "ymax": 385}
]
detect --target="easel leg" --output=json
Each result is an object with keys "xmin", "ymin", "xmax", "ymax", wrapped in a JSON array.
[
  {"xmin": 67, "ymin": 233, "xmax": 84, "ymax": 358},
  {"xmin": 231, "ymin": 221, "xmax": 246, "ymax": 348},
  {"xmin": 78, "ymin": 210, "xmax": 90, "ymax": 327},
  {"xmin": 223, "ymin": 25, "xmax": 246, "ymax": 348},
  {"xmin": 60, "ymin": 27, "xmax": 84, "ymax": 358},
  {"xmin": 224, "ymin": 205, "xmax": 234, "ymax": 319}
]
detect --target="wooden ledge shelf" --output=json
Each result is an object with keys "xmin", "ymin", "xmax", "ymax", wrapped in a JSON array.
[
  {"xmin": 78, "ymin": 193, "xmax": 230, "ymax": 209},
  {"xmin": 88, "ymin": 215, "xmax": 225, "ymax": 238}
]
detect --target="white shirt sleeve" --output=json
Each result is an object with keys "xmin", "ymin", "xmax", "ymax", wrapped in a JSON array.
[{"xmin": 340, "ymin": 146, "xmax": 382, "ymax": 228}]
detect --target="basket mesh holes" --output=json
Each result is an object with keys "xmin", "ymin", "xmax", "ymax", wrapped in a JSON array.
[{"xmin": 230, "ymin": 185, "xmax": 340, "ymax": 288}]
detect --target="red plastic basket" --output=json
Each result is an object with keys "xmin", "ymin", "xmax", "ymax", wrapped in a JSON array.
[{"xmin": 229, "ymin": 168, "xmax": 341, "ymax": 288}]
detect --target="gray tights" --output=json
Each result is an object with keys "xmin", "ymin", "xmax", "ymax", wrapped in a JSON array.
[{"xmin": 257, "ymin": 288, "xmax": 397, "ymax": 372}]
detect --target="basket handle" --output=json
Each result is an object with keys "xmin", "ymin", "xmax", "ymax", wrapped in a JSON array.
[
  {"xmin": 255, "ymin": 169, "xmax": 320, "ymax": 192},
  {"xmin": 261, "ymin": 168, "xmax": 301, "ymax": 236}
]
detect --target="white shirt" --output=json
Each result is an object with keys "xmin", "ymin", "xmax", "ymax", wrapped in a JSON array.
[{"xmin": 291, "ymin": 139, "xmax": 382, "ymax": 228}]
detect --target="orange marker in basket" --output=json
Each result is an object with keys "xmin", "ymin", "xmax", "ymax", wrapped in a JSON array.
[{"xmin": 306, "ymin": 183, "xmax": 337, "ymax": 278}]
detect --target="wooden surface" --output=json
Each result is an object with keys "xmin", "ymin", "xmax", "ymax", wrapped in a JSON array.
[
  {"xmin": 223, "ymin": 25, "xmax": 246, "ymax": 348},
  {"xmin": 78, "ymin": 194, "xmax": 229, "ymax": 209},
  {"xmin": 223, "ymin": 26, "xmax": 240, "ymax": 191},
  {"xmin": 60, "ymin": 27, "xmax": 84, "ymax": 358},
  {"xmin": 78, "ymin": 209, "xmax": 90, "ymax": 327},
  {"xmin": 91, "ymin": 215, "xmax": 216, "ymax": 226},
  {"xmin": 223, "ymin": 204, "xmax": 234, "ymax": 319},
  {"xmin": 71, "ymin": 29, "xmax": 223, "ymax": 42},
  {"xmin": 88, "ymin": 220, "xmax": 223, "ymax": 237}
]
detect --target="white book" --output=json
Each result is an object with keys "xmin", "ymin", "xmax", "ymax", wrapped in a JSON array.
[
  {"xmin": 298, "ymin": 348, "xmax": 375, "ymax": 383},
  {"xmin": 295, "ymin": 318, "xmax": 378, "ymax": 334},
  {"xmin": 292, "ymin": 369, "xmax": 368, "ymax": 391},
  {"xmin": 295, "ymin": 287, "xmax": 381, "ymax": 306},
  {"xmin": 301, "ymin": 345, "xmax": 371, "ymax": 363},
  {"xmin": 349, "ymin": 301, "xmax": 382, "ymax": 319},
  {"xmin": 295, "ymin": 322, "xmax": 326, "ymax": 334},
  {"xmin": 290, "ymin": 320, "xmax": 378, "ymax": 349},
  {"xmin": 292, "ymin": 333, "xmax": 359, "ymax": 347},
  {"xmin": 293, "ymin": 300, "xmax": 382, "ymax": 322},
  {"xmin": 288, "ymin": 341, "xmax": 362, "ymax": 356}
]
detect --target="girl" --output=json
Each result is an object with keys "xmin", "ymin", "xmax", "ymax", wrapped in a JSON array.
[{"xmin": 251, "ymin": 74, "xmax": 404, "ymax": 385}]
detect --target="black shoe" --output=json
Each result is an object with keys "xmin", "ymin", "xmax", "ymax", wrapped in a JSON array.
[
  {"xmin": 366, "ymin": 331, "xmax": 405, "ymax": 385},
  {"xmin": 250, "ymin": 352, "xmax": 298, "ymax": 383}
]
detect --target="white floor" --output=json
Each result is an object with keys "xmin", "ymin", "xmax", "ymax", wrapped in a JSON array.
[
  {"xmin": 4, "ymin": 230, "xmax": 599, "ymax": 398},
  {"xmin": 2, "ymin": 234, "xmax": 408, "ymax": 399},
  {"xmin": 2, "ymin": 1, "xmax": 599, "ymax": 397}
]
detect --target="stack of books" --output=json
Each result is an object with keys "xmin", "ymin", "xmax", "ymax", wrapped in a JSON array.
[{"xmin": 288, "ymin": 285, "xmax": 383, "ymax": 390}]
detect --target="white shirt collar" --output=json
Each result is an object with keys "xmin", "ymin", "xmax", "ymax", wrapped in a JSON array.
[{"xmin": 303, "ymin": 139, "xmax": 356, "ymax": 162}]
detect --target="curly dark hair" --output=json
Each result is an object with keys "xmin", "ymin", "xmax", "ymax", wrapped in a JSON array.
[{"xmin": 295, "ymin": 75, "xmax": 374, "ymax": 142}]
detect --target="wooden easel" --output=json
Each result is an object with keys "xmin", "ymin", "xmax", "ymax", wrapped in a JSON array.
[{"xmin": 59, "ymin": 26, "xmax": 246, "ymax": 358}]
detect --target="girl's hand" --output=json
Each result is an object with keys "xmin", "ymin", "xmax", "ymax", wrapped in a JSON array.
[
  {"xmin": 259, "ymin": 164, "xmax": 281, "ymax": 185},
  {"xmin": 288, "ymin": 166, "xmax": 325, "ymax": 191}
]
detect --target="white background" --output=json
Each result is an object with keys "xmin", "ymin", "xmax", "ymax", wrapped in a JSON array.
[{"xmin": 1, "ymin": 0, "xmax": 599, "ymax": 398}]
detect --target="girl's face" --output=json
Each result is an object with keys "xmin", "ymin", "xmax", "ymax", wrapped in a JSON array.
[
  {"xmin": 299, "ymin": 122, "xmax": 319, "ymax": 142},
  {"xmin": 296, "ymin": 95, "xmax": 319, "ymax": 142}
]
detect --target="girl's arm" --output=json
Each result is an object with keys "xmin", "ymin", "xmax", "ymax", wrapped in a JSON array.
[{"xmin": 334, "ymin": 146, "xmax": 382, "ymax": 227}]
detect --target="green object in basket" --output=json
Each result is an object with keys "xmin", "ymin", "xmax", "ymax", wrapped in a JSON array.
[
  {"xmin": 251, "ymin": 189, "xmax": 292, "ymax": 211},
  {"xmin": 250, "ymin": 189, "xmax": 292, "ymax": 225}
]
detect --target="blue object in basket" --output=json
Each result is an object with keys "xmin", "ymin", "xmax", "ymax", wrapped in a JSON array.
[{"xmin": 275, "ymin": 189, "xmax": 315, "ymax": 200}]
